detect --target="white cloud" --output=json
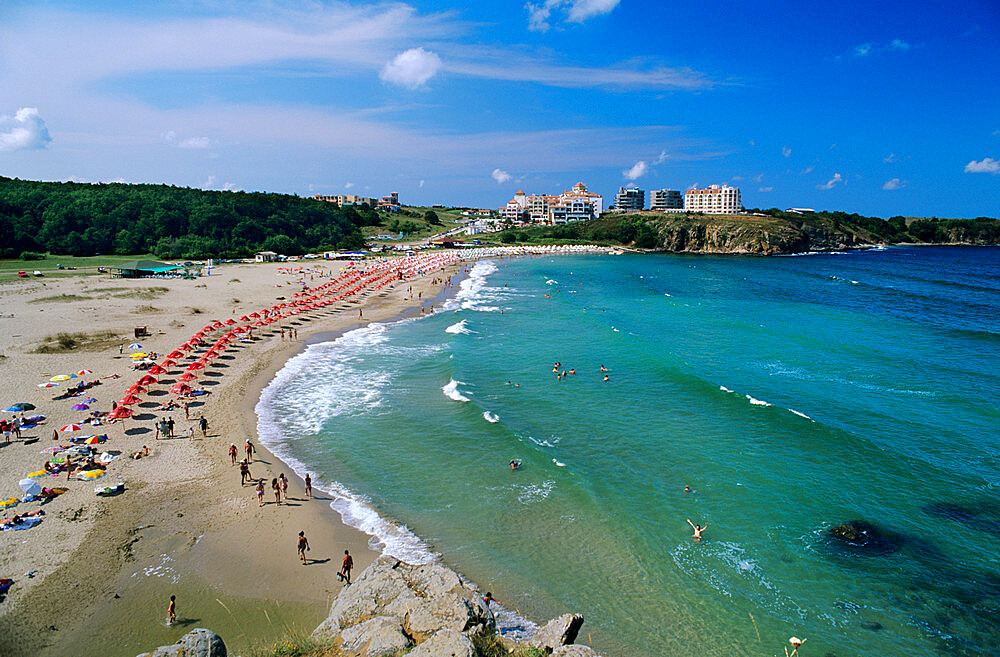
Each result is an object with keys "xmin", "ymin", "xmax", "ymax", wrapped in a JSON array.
[
  {"xmin": 882, "ymin": 178, "xmax": 904, "ymax": 190},
  {"xmin": 799, "ymin": 166, "xmax": 814, "ymax": 175},
  {"xmin": 491, "ymin": 168, "xmax": 512, "ymax": 184},
  {"xmin": 345, "ymin": 181, "xmax": 355, "ymax": 189},
  {"xmin": 758, "ymin": 186, "xmax": 773, "ymax": 192},
  {"xmin": 419, "ymin": 179, "xmax": 425, "ymax": 188},
  {"xmin": 854, "ymin": 43, "xmax": 872, "ymax": 57},
  {"xmin": 0, "ymin": 107, "xmax": 52, "ymax": 151},
  {"xmin": 782, "ymin": 146, "xmax": 792, "ymax": 158},
  {"xmin": 525, "ymin": 0, "xmax": 619, "ymax": 31},
  {"xmin": 380, "ymin": 47, "xmax": 442, "ymax": 90},
  {"xmin": 623, "ymin": 160, "xmax": 648, "ymax": 180},
  {"xmin": 748, "ymin": 139, "xmax": 755, "ymax": 146},
  {"xmin": 526, "ymin": 1, "xmax": 556, "ymax": 32},
  {"xmin": 222, "ymin": 181, "xmax": 238, "ymax": 191},
  {"xmin": 889, "ymin": 39, "xmax": 910, "ymax": 51},
  {"xmin": 566, "ymin": 0, "xmax": 621, "ymax": 23},
  {"xmin": 965, "ymin": 157, "xmax": 1000, "ymax": 174},
  {"xmin": 817, "ymin": 173, "xmax": 844, "ymax": 190},
  {"xmin": 884, "ymin": 152, "xmax": 897, "ymax": 163},
  {"xmin": 653, "ymin": 150, "xmax": 668, "ymax": 164},
  {"xmin": 203, "ymin": 175, "xmax": 216, "ymax": 188}
]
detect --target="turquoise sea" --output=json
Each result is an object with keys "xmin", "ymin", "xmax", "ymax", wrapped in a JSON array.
[{"xmin": 257, "ymin": 246, "xmax": 1000, "ymax": 657}]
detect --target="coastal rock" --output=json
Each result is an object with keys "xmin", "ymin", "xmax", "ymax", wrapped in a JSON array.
[
  {"xmin": 337, "ymin": 616, "xmax": 411, "ymax": 657},
  {"xmin": 406, "ymin": 629, "xmax": 476, "ymax": 657},
  {"xmin": 527, "ymin": 614, "xmax": 584, "ymax": 652},
  {"xmin": 552, "ymin": 645, "xmax": 599, "ymax": 657},
  {"xmin": 314, "ymin": 555, "xmax": 493, "ymax": 643},
  {"xmin": 136, "ymin": 628, "xmax": 226, "ymax": 657},
  {"xmin": 827, "ymin": 520, "xmax": 903, "ymax": 556}
]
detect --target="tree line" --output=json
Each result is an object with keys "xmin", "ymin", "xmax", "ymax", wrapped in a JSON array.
[{"xmin": 0, "ymin": 177, "xmax": 384, "ymax": 259}]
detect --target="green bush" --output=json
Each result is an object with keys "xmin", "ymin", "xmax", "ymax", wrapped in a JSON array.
[{"xmin": 20, "ymin": 251, "xmax": 46, "ymax": 260}]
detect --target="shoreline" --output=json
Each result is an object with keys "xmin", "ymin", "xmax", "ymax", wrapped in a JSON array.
[{"xmin": 0, "ymin": 257, "xmax": 470, "ymax": 657}]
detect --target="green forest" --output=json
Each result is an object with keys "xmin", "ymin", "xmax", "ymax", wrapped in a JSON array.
[{"xmin": 0, "ymin": 177, "xmax": 383, "ymax": 259}]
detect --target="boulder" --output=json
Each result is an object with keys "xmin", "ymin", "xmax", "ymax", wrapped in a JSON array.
[
  {"xmin": 136, "ymin": 628, "xmax": 226, "ymax": 657},
  {"xmin": 337, "ymin": 616, "xmax": 410, "ymax": 657},
  {"xmin": 406, "ymin": 629, "xmax": 476, "ymax": 657},
  {"xmin": 552, "ymin": 646, "xmax": 599, "ymax": 657},
  {"xmin": 314, "ymin": 556, "xmax": 493, "ymax": 643},
  {"xmin": 827, "ymin": 520, "xmax": 903, "ymax": 556},
  {"xmin": 527, "ymin": 614, "xmax": 584, "ymax": 652}
]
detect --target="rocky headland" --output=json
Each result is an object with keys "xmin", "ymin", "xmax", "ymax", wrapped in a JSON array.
[{"xmin": 136, "ymin": 556, "xmax": 600, "ymax": 657}]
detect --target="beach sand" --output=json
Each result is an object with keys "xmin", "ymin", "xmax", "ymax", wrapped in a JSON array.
[{"xmin": 0, "ymin": 260, "xmax": 461, "ymax": 657}]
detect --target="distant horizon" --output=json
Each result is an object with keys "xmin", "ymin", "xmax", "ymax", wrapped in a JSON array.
[
  {"xmin": 1, "ymin": 0, "xmax": 997, "ymax": 217},
  {"xmin": 4, "ymin": 173, "xmax": 993, "ymax": 221}
]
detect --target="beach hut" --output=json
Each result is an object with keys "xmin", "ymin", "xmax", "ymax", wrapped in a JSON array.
[
  {"xmin": 255, "ymin": 251, "xmax": 279, "ymax": 263},
  {"xmin": 110, "ymin": 260, "xmax": 184, "ymax": 279}
]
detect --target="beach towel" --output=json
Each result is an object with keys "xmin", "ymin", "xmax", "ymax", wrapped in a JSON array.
[{"xmin": 1, "ymin": 517, "xmax": 42, "ymax": 531}]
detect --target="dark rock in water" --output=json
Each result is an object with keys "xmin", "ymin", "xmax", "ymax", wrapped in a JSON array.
[
  {"xmin": 827, "ymin": 520, "xmax": 903, "ymax": 556},
  {"xmin": 860, "ymin": 621, "xmax": 883, "ymax": 631}
]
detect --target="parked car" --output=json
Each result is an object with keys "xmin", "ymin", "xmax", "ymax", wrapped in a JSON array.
[{"xmin": 17, "ymin": 271, "xmax": 28, "ymax": 278}]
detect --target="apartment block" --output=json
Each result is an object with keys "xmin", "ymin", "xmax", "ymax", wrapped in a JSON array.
[
  {"xmin": 684, "ymin": 185, "xmax": 741, "ymax": 214},
  {"xmin": 650, "ymin": 189, "xmax": 684, "ymax": 211}
]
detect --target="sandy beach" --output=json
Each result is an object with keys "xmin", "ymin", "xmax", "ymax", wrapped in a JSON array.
[{"xmin": 0, "ymin": 258, "xmax": 462, "ymax": 657}]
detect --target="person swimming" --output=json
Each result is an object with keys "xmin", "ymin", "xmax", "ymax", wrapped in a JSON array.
[
  {"xmin": 509, "ymin": 460, "xmax": 521, "ymax": 470},
  {"xmin": 687, "ymin": 518, "xmax": 707, "ymax": 540}
]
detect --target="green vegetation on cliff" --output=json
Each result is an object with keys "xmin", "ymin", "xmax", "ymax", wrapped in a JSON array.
[
  {"xmin": 0, "ymin": 177, "xmax": 380, "ymax": 259},
  {"xmin": 494, "ymin": 210, "xmax": 1000, "ymax": 254}
]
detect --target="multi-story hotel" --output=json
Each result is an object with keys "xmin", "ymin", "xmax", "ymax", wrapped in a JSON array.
[
  {"xmin": 613, "ymin": 186, "xmax": 645, "ymax": 211},
  {"xmin": 314, "ymin": 193, "xmax": 379, "ymax": 207},
  {"xmin": 684, "ymin": 185, "xmax": 741, "ymax": 214},
  {"xmin": 501, "ymin": 183, "xmax": 603, "ymax": 224},
  {"xmin": 650, "ymin": 189, "xmax": 684, "ymax": 211}
]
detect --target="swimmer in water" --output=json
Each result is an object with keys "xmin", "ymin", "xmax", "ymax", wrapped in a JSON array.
[
  {"xmin": 684, "ymin": 484, "xmax": 692, "ymax": 493},
  {"xmin": 569, "ymin": 369, "xmax": 576, "ymax": 375},
  {"xmin": 510, "ymin": 460, "xmax": 520, "ymax": 470},
  {"xmin": 687, "ymin": 518, "xmax": 707, "ymax": 540},
  {"xmin": 603, "ymin": 375, "xmax": 610, "ymax": 382}
]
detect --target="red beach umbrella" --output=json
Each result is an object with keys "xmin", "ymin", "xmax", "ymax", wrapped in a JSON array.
[
  {"xmin": 224, "ymin": 318, "xmax": 236, "ymax": 325},
  {"xmin": 136, "ymin": 375, "xmax": 158, "ymax": 386},
  {"xmin": 177, "ymin": 373, "xmax": 198, "ymax": 382},
  {"xmin": 185, "ymin": 362, "xmax": 205, "ymax": 371},
  {"xmin": 108, "ymin": 407, "xmax": 132, "ymax": 419},
  {"xmin": 60, "ymin": 424, "xmax": 82, "ymax": 432},
  {"xmin": 125, "ymin": 385, "xmax": 147, "ymax": 394},
  {"xmin": 160, "ymin": 359, "xmax": 177, "ymax": 367},
  {"xmin": 169, "ymin": 383, "xmax": 191, "ymax": 394},
  {"xmin": 119, "ymin": 395, "xmax": 142, "ymax": 405},
  {"xmin": 147, "ymin": 365, "xmax": 166, "ymax": 375},
  {"xmin": 239, "ymin": 315, "xmax": 249, "ymax": 321},
  {"xmin": 168, "ymin": 350, "xmax": 184, "ymax": 359}
]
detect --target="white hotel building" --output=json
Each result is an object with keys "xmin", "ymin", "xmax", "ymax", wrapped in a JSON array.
[
  {"xmin": 502, "ymin": 183, "xmax": 603, "ymax": 225},
  {"xmin": 684, "ymin": 185, "xmax": 742, "ymax": 215}
]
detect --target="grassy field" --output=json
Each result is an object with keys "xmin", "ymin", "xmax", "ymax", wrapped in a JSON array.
[
  {"xmin": 0, "ymin": 254, "xmax": 156, "ymax": 280},
  {"xmin": 362, "ymin": 205, "xmax": 474, "ymax": 244}
]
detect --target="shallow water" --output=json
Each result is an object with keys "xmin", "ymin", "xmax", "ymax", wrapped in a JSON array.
[{"xmin": 258, "ymin": 246, "xmax": 1000, "ymax": 656}]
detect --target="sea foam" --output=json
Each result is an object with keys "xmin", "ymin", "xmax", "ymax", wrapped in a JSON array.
[
  {"xmin": 483, "ymin": 411, "xmax": 500, "ymax": 423},
  {"xmin": 442, "ymin": 378, "xmax": 471, "ymax": 402},
  {"xmin": 445, "ymin": 319, "xmax": 472, "ymax": 334}
]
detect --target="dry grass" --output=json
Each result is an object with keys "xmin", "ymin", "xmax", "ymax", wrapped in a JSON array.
[
  {"xmin": 188, "ymin": 307, "xmax": 204, "ymax": 315},
  {"xmin": 27, "ymin": 293, "xmax": 93, "ymax": 304},
  {"xmin": 113, "ymin": 286, "xmax": 170, "ymax": 300},
  {"xmin": 134, "ymin": 304, "xmax": 162, "ymax": 314},
  {"xmin": 33, "ymin": 330, "xmax": 122, "ymax": 353}
]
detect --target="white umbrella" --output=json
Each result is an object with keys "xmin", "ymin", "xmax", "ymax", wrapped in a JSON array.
[{"xmin": 19, "ymin": 478, "xmax": 42, "ymax": 496}]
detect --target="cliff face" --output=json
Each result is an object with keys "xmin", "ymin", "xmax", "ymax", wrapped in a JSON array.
[{"xmin": 644, "ymin": 214, "xmax": 868, "ymax": 255}]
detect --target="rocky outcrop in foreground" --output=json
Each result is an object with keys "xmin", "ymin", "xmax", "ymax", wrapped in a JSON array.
[
  {"xmin": 314, "ymin": 555, "xmax": 601, "ymax": 656},
  {"xmin": 136, "ymin": 628, "xmax": 226, "ymax": 657}
]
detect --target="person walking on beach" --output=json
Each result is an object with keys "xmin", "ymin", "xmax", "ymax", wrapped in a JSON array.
[
  {"xmin": 297, "ymin": 531, "xmax": 310, "ymax": 564},
  {"xmin": 199, "ymin": 416, "xmax": 208, "ymax": 437},
  {"xmin": 272, "ymin": 478, "xmax": 281, "ymax": 505},
  {"xmin": 687, "ymin": 518, "xmax": 708, "ymax": 541},
  {"xmin": 245, "ymin": 439, "xmax": 255, "ymax": 463},
  {"xmin": 304, "ymin": 473, "xmax": 312, "ymax": 499},
  {"xmin": 187, "ymin": 426, "xmax": 194, "ymax": 440},
  {"xmin": 256, "ymin": 480, "xmax": 265, "ymax": 507},
  {"xmin": 166, "ymin": 595, "xmax": 176, "ymax": 626},
  {"xmin": 278, "ymin": 473, "xmax": 288, "ymax": 502},
  {"xmin": 229, "ymin": 443, "xmax": 238, "ymax": 465},
  {"xmin": 339, "ymin": 549, "xmax": 354, "ymax": 584},
  {"xmin": 167, "ymin": 417, "xmax": 175, "ymax": 438},
  {"xmin": 154, "ymin": 421, "xmax": 160, "ymax": 441},
  {"xmin": 184, "ymin": 402, "xmax": 190, "ymax": 420},
  {"xmin": 483, "ymin": 592, "xmax": 498, "ymax": 609},
  {"xmin": 240, "ymin": 460, "xmax": 252, "ymax": 486}
]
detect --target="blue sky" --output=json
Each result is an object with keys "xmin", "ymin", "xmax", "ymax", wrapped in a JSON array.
[{"xmin": 0, "ymin": 0, "xmax": 997, "ymax": 217}]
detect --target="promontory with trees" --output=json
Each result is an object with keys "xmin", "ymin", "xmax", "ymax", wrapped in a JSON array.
[{"xmin": 1, "ymin": 176, "xmax": 997, "ymax": 259}]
